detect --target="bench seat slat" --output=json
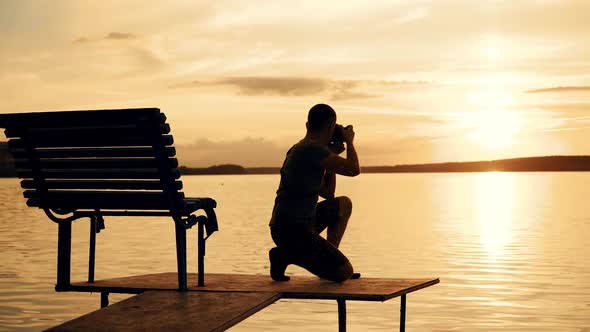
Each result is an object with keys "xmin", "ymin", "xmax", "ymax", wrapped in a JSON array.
[
  {"xmin": 24, "ymin": 190, "xmax": 184, "ymax": 199},
  {"xmin": 25, "ymin": 196, "xmax": 215, "ymax": 213},
  {"xmin": 8, "ymin": 135, "xmax": 174, "ymax": 148},
  {"xmin": 9, "ymin": 147, "xmax": 176, "ymax": 158},
  {"xmin": 25, "ymin": 190, "xmax": 185, "ymax": 210},
  {"xmin": 20, "ymin": 179, "xmax": 183, "ymax": 190},
  {"xmin": 16, "ymin": 168, "xmax": 181, "ymax": 179},
  {"xmin": 26, "ymin": 198, "xmax": 182, "ymax": 211},
  {"xmin": 0, "ymin": 108, "xmax": 165, "ymax": 128},
  {"xmin": 15, "ymin": 158, "xmax": 179, "ymax": 169}
]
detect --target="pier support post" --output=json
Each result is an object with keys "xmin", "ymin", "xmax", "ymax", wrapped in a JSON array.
[
  {"xmin": 337, "ymin": 299, "xmax": 346, "ymax": 332},
  {"xmin": 101, "ymin": 292, "xmax": 109, "ymax": 308},
  {"xmin": 400, "ymin": 294, "xmax": 406, "ymax": 332},
  {"xmin": 56, "ymin": 221, "xmax": 72, "ymax": 290}
]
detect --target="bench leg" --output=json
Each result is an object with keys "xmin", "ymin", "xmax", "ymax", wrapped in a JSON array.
[
  {"xmin": 88, "ymin": 216, "xmax": 97, "ymax": 283},
  {"xmin": 101, "ymin": 292, "xmax": 109, "ymax": 308},
  {"xmin": 174, "ymin": 223, "xmax": 188, "ymax": 291},
  {"xmin": 400, "ymin": 294, "xmax": 406, "ymax": 332},
  {"xmin": 57, "ymin": 221, "xmax": 72, "ymax": 290},
  {"xmin": 197, "ymin": 220, "xmax": 205, "ymax": 287},
  {"xmin": 337, "ymin": 299, "xmax": 346, "ymax": 332}
]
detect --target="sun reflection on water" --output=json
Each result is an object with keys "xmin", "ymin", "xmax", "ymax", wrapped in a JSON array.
[{"xmin": 476, "ymin": 172, "xmax": 515, "ymax": 258}]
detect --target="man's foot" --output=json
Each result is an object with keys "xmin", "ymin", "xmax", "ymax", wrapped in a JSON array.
[
  {"xmin": 350, "ymin": 272, "xmax": 361, "ymax": 279},
  {"xmin": 269, "ymin": 247, "xmax": 290, "ymax": 281}
]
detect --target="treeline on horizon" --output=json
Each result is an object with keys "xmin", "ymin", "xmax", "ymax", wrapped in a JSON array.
[{"xmin": 183, "ymin": 155, "xmax": 590, "ymax": 175}]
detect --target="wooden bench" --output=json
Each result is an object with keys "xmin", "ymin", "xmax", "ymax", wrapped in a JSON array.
[{"xmin": 0, "ymin": 108, "xmax": 219, "ymax": 291}]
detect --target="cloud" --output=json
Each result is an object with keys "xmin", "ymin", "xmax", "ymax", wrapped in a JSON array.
[
  {"xmin": 72, "ymin": 32, "xmax": 137, "ymax": 45},
  {"xmin": 105, "ymin": 32, "xmax": 137, "ymax": 40},
  {"xmin": 328, "ymin": 80, "xmax": 379, "ymax": 101},
  {"xmin": 526, "ymin": 86, "xmax": 590, "ymax": 93},
  {"xmin": 129, "ymin": 47, "xmax": 166, "ymax": 68},
  {"xmin": 174, "ymin": 134, "xmax": 440, "ymax": 167},
  {"xmin": 395, "ymin": 7, "xmax": 429, "ymax": 24},
  {"xmin": 169, "ymin": 80, "xmax": 209, "ymax": 89},
  {"xmin": 72, "ymin": 37, "xmax": 90, "ymax": 44},
  {"xmin": 331, "ymin": 90, "xmax": 380, "ymax": 101},
  {"xmin": 534, "ymin": 102, "xmax": 590, "ymax": 112},
  {"xmin": 175, "ymin": 136, "xmax": 286, "ymax": 167},
  {"xmin": 219, "ymin": 77, "xmax": 328, "ymax": 96},
  {"xmin": 170, "ymin": 76, "xmax": 431, "ymax": 101},
  {"xmin": 170, "ymin": 76, "xmax": 327, "ymax": 95}
]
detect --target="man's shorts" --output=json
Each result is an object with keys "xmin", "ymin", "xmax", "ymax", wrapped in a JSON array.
[{"xmin": 270, "ymin": 198, "xmax": 349, "ymax": 280}]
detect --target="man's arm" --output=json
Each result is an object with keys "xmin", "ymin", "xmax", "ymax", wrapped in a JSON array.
[
  {"xmin": 319, "ymin": 142, "xmax": 342, "ymax": 198},
  {"xmin": 319, "ymin": 170, "xmax": 336, "ymax": 199},
  {"xmin": 320, "ymin": 126, "xmax": 360, "ymax": 177},
  {"xmin": 344, "ymin": 142, "xmax": 360, "ymax": 175}
]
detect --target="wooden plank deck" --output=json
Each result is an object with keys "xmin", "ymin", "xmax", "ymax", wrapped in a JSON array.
[
  {"xmin": 69, "ymin": 272, "xmax": 439, "ymax": 301},
  {"xmin": 47, "ymin": 290, "xmax": 281, "ymax": 332},
  {"xmin": 54, "ymin": 273, "xmax": 439, "ymax": 331}
]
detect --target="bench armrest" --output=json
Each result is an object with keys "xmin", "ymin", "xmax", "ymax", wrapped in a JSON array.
[
  {"xmin": 184, "ymin": 197, "xmax": 216, "ymax": 212},
  {"xmin": 184, "ymin": 197, "xmax": 218, "ymax": 238}
]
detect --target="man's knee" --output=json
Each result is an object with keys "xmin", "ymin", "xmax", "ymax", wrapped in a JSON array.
[
  {"xmin": 317, "ymin": 260, "xmax": 353, "ymax": 282},
  {"xmin": 331, "ymin": 260, "xmax": 354, "ymax": 282},
  {"xmin": 336, "ymin": 196, "xmax": 352, "ymax": 216}
]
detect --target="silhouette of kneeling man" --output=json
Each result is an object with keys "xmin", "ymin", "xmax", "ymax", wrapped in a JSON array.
[{"xmin": 269, "ymin": 103, "xmax": 361, "ymax": 282}]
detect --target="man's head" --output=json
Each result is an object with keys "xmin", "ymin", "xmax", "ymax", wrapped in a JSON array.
[{"xmin": 306, "ymin": 104, "xmax": 337, "ymax": 138}]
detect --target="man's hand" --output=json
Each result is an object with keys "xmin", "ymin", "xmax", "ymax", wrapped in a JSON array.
[
  {"xmin": 342, "ymin": 125, "xmax": 355, "ymax": 145},
  {"xmin": 328, "ymin": 141, "xmax": 346, "ymax": 155}
]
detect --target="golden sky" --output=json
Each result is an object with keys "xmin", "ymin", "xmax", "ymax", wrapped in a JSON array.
[{"xmin": 1, "ymin": 1, "xmax": 589, "ymax": 166}]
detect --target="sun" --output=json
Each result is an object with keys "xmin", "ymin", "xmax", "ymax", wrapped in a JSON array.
[
  {"xmin": 480, "ymin": 34, "xmax": 504, "ymax": 60},
  {"xmin": 465, "ymin": 109, "xmax": 522, "ymax": 149},
  {"xmin": 461, "ymin": 88, "xmax": 522, "ymax": 150}
]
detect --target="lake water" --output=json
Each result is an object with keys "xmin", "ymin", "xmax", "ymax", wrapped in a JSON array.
[{"xmin": 0, "ymin": 173, "xmax": 589, "ymax": 331}]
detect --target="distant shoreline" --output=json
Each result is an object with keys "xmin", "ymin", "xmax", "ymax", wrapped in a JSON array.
[
  {"xmin": 1, "ymin": 155, "xmax": 589, "ymax": 177},
  {"xmin": 179, "ymin": 156, "xmax": 590, "ymax": 175},
  {"xmin": 180, "ymin": 169, "xmax": 590, "ymax": 176}
]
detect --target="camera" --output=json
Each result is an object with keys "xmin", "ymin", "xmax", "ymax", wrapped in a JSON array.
[{"xmin": 331, "ymin": 124, "xmax": 351, "ymax": 144}]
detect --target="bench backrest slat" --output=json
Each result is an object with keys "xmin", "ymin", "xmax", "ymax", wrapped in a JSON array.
[
  {"xmin": 9, "ymin": 147, "xmax": 176, "ymax": 158},
  {"xmin": 8, "ymin": 135, "xmax": 174, "ymax": 148},
  {"xmin": 0, "ymin": 108, "xmax": 165, "ymax": 128},
  {"xmin": 20, "ymin": 179, "xmax": 183, "ymax": 191},
  {"xmin": 15, "ymin": 169, "xmax": 181, "ymax": 179},
  {"xmin": 4, "ymin": 124, "xmax": 171, "ymax": 138},
  {"xmin": 14, "ymin": 158, "xmax": 179, "ymax": 169}
]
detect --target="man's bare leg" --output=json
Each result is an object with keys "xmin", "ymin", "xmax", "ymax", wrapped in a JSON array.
[
  {"xmin": 326, "ymin": 196, "xmax": 360, "ymax": 279},
  {"xmin": 327, "ymin": 196, "xmax": 352, "ymax": 248}
]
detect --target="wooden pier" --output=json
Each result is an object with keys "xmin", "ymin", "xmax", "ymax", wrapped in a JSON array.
[{"xmin": 48, "ymin": 273, "xmax": 439, "ymax": 331}]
